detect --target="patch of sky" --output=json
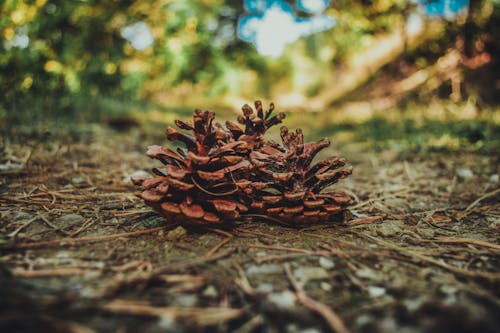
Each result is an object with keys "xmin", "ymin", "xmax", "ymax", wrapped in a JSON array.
[
  {"xmin": 4, "ymin": 26, "xmax": 29, "ymax": 50},
  {"xmin": 237, "ymin": 0, "xmax": 335, "ymax": 58},
  {"xmin": 120, "ymin": 21, "xmax": 154, "ymax": 51},
  {"xmin": 296, "ymin": 0, "xmax": 330, "ymax": 14},
  {"xmin": 421, "ymin": 0, "xmax": 469, "ymax": 18}
]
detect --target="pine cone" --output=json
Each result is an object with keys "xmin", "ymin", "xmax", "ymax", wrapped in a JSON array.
[
  {"xmin": 225, "ymin": 100, "xmax": 286, "ymax": 149},
  {"xmin": 133, "ymin": 101, "xmax": 353, "ymax": 226},
  {"xmin": 244, "ymin": 126, "xmax": 353, "ymax": 224},
  {"xmin": 132, "ymin": 109, "xmax": 251, "ymax": 225}
]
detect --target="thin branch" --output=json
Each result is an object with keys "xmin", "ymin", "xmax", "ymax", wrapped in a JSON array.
[
  {"xmin": 13, "ymin": 226, "xmax": 167, "ymax": 249},
  {"xmin": 284, "ymin": 264, "xmax": 350, "ymax": 333}
]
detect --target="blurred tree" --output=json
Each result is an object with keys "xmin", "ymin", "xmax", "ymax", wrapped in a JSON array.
[{"xmin": 0, "ymin": 0, "xmax": 497, "ymax": 122}]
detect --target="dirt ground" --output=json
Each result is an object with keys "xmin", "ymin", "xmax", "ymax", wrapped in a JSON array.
[{"xmin": 0, "ymin": 126, "xmax": 499, "ymax": 333}]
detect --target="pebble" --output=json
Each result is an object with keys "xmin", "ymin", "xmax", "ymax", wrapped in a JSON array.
[
  {"xmin": 286, "ymin": 325, "xmax": 322, "ymax": 333},
  {"xmin": 319, "ymin": 257, "xmax": 335, "ymax": 269},
  {"xmin": 293, "ymin": 267, "xmax": 328, "ymax": 284},
  {"xmin": 246, "ymin": 263, "xmax": 282, "ymax": 275},
  {"xmin": 416, "ymin": 225, "xmax": 435, "ymax": 238},
  {"xmin": 55, "ymin": 251, "xmax": 71, "ymax": 259},
  {"xmin": 355, "ymin": 314, "xmax": 374, "ymax": 327},
  {"xmin": 375, "ymin": 220, "xmax": 405, "ymax": 237},
  {"xmin": 367, "ymin": 286, "xmax": 386, "ymax": 297},
  {"xmin": 300, "ymin": 328, "xmax": 322, "ymax": 333},
  {"xmin": 174, "ymin": 294, "xmax": 198, "ymax": 307},
  {"xmin": 456, "ymin": 168, "xmax": 474, "ymax": 180},
  {"xmin": 267, "ymin": 290, "xmax": 296, "ymax": 309},
  {"xmin": 490, "ymin": 174, "xmax": 499, "ymax": 183},
  {"xmin": 0, "ymin": 161, "xmax": 23, "ymax": 171},
  {"xmin": 379, "ymin": 317, "xmax": 398, "ymax": 332},
  {"xmin": 487, "ymin": 217, "xmax": 500, "ymax": 229},
  {"xmin": 126, "ymin": 170, "xmax": 150, "ymax": 183},
  {"xmin": 355, "ymin": 268, "xmax": 384, "ymax": 282},
  {"xmin": 256, "ymin": 283, "xmax": 274, "ymax": 293},
  {"xmin": 9, "ymin": 211, "xmax": 33, "ymax": 221},
  {"xmin": 320, "ymin": 282, "xmax": 332, "ymax": 291},
  {"xmin": 166, "ymin": 226, "xmax": 187, "ymax": 241},
  {"xmin": 158, "ymin": 314, "xmax": 183, "ymax": 332},
  {"xmin": 403, "ymin": 296, "xmax": 427, "ymax": 312},
  {"xmin": 202, "ymin": 285, "xmax": 218, "ymax": 298},
  {"xmin": 440, "ymin": 284, "xmax": 458, "ymax": 295},
  {"xmin": 55, "ymin": 213, "xmax": 84, "ymax": 226},
  {"xmin": 71, "ymin": 176, "xmax": 86, "ymax": 184}
]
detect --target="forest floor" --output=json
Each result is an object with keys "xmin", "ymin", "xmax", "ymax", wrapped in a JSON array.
[{"xmin": 0, "ymin": 122, "xmax": 499, "ymax": 333}]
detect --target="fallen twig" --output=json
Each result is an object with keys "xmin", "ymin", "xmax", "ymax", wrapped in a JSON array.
[
  {"xmin": 350, "ymin": 187, "xmax": 415, "ymax": 209},
  {"xmin": 248, "ymin": 244, "xmax": 313, "ymax": 254},
  {"xmin": 284, "ymin": 264, "xmax": 350, "ymax": 333},
  {"xmin": 457, "ymin": 188, "xmax": 500, "ymax": 220},
  {"xmin": 357, "ymin": 233, "xmax": 500, "ymax": 282},
  {"xmin": 412, "ymin": 237, "xmax": 500, "ymax": 251},
  {"xmin": 7, "ymin": 216, "xmax": 39, "ymax": 237},
  {"xmin": 205, "ymin": 228, "xmax": 233, "ymax": 258},
  {"xmin": 13, "ymin": 226, "xmax": 167, "ymax": 249},
  {"xmin": 154, "ymin": 247, "xmax": 237, "ymax": 274},
  {"xmin": 102, "ymin": 299, "xmax": 244, "ymax": 326},
  {"xmin": 345, "ymin": 215, "xmax": 383, "ymax": 226},
  {"xmin": 12, "ymin": 267, "xmax": 102, "ymax": 277}
]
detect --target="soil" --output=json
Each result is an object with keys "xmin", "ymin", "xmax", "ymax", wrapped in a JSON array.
[{"xmin": 0, "ymin": 126, "xmax": 499, "ymax": 333}]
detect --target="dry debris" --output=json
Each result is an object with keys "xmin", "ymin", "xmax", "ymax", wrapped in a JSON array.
[{"xmin": 0, "ymin": 118, "xmax": 499, "ymax": 333}]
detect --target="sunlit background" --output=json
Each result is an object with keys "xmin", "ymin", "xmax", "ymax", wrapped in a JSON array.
[{"xmin": 1, "ymin": 0, "xmax": 498, "ymax": 151}]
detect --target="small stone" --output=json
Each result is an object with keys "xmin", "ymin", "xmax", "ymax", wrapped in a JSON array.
[
  {"xmin": 300, "ymin": 328, "xmax": 322, "ymax": 333},
  {"xmin": 11, "ymin": 211, "xmax": 33, "ymax": 221},
  {"xmin": 350, "ymin": 210, "xmax": 368, "ymax": 218},
  {"xmin": 267, "ymin": 290, "xmax": 296, "ymax": 309},
  {"xmin": 320, "ymin": 282, "xmax": 332, "ymax": 291},
  {"xmin": 416, "ymin": 225, "xmax": 435, "ymax": 238},
  {"xmin": 319, "ymin": 257, "xmax": 335, "ymax": 269},
  {"xmin": 293, "ymin": 267, "xmax": 328, "ymax": 284},
  {"xmin": 490, "ymin": 174, "xmax": 499, "ymax": 183},
  {"xmin": 158, "ymin": 314, "xmax": 182, "ymax": 332},
  {"xmin": 379, "ymin": 317, "xmax": 398, "ymax": 332},
  {"xmin": 256, "ymin": 283, "xmax": 274, "ymax": 293},
  {"xmin": 246, "ymin": 263, "xmax": 282, "ymax": 275},
  {"xmin": 106, "ymin": 217, "xmax": 119, "ymax": 224},
  {"xmin": 355, "ymin": 314, "xmax": 374, "ymax": 327},
  {"xmin": 126, "ymin": 170, "xmax": 150, "ymax": 183},
  {"xmin": 55, "ymin": 214, "xmax": 84, "ymax": 227},
  {"xmin": 71, "ymin": 176, "xmax": 86, "ymax": 184},
  {"xmin": 488, "ymin": 217, "xmax": 499, "ymax": 229},
  {"xmin": 403, "ymin": 296, "xmax": 427, "ymax": 312},
  {"xmin": 456, "ymin": 168, "xmax": 473, "ymax": 180},
  {"xmin": 202, "ymin": 285, "xmax": 218, "ymax": 298},
  {"xmin": 440, "ymin": 285, "xmax": 458, "ymax": 294},
  {"xmin": 0, "ymin": 161, "xmax": 23, "ymax": 171},
  {"xmin": 286, "ymin": 324, "xmax": 299, "ymax": 333},
  {"xmin": 55, "ymin": 251, "xmax": 71, "ymax": 259},
  {"xmin": 355, "ymin": 268, "xmax": 383, "ymax": 282},
  {"xmin": 174, "ymin": 294, "xmax": 198, "ymax": 307},
  {"xmin": 367, "ymin": 286, "xmax": 386, "ymax": 297},
  {"xmin": 375, "ymin": 220, "xmax": 405, "ymax": 237},
  {"xmin": 166, "ymin": 226, "xmax": 187, "ymax": 241}
]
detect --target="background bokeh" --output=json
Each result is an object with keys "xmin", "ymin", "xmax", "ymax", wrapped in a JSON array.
[{"xmin": 1, "ymin": 0, "xmax": 498, "ymax": 152}]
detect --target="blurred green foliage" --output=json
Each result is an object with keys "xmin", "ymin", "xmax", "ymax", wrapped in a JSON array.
[
  {"xmin": 0, "ymin": 0, "xmax": 417, "ymax": 120},
  {"xmin": 0, "ymin": 0, "xmax": 497, "ymax": 133}
]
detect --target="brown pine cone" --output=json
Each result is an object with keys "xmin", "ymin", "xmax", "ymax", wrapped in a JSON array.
[
  {"xmin": 225, "ymin": 100, "xmax": 286, "ymax": 149},
  {"xmin": 244, "ymin": 126, "xmax": 353, "ymax": 224},
  {"xmin": 132, "ymin": 109, "xmax": 250, "ymax": 225}
]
